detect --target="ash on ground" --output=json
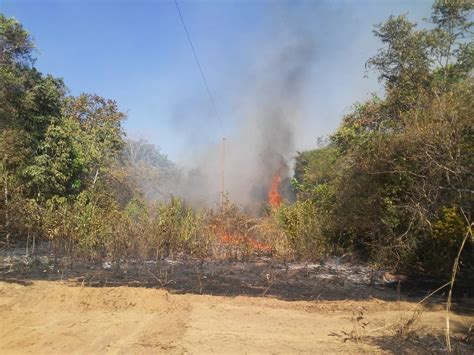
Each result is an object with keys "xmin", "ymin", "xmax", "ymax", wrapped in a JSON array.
[{"xmin": 0, "ymin": 245, "xmax": 455, "ymax": 302}]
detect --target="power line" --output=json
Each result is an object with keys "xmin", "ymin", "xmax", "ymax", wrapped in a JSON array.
[
  {"xmin": 174, "ymin": 0, "xmax": 227, "ymax": 205},
  {"xmin": 174, "ymin": 0, "xmax": 223, "ymax": 130}
]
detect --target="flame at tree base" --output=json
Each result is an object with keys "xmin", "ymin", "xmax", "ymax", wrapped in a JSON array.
[{"xmin": 268, "ymin": 175, "xmax": 282, "ymax": 208}]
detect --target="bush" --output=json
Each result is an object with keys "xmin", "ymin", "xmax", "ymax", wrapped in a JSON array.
[
  {"xmin": 420, "ymin": 207, "xmax": 472, "ymax": 278},
  {"xmin": 278, "ymin": 200, "xmax": 332, "ymax": 260}
]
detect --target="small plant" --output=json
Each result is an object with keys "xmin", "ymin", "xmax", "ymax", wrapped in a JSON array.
[
  {"xmin": 395, "ymin": 308, "xmax": 423, "ymax": 340},
  {"xmin": 329, "ymin": 309, "xmax": 369, "ymax": 344}
]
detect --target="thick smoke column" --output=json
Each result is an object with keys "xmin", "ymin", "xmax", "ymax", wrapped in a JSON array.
[
  {"xmin": 140, "ymin": 5, "xmax": 317, "ymax": 211},
  {"xmin": 174, "ymin": 27, "xmax": 316, "ymax": 210},
  {"xmin": 240, "ymin": 32, "xmax": 315, "ymax": 205}
]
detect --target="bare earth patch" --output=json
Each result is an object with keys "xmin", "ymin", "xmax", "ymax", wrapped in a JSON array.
[
  {"xmin": 0, "ymin": 252, "xmax": 473, "ymax": 353},
  {"xmin": 0, "ymin": 278, "xmax": 473, "ymax": 354}
]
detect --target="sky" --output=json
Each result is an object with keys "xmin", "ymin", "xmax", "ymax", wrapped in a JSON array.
[{"xmin": 1, "ymin": 0, "xmax": 433, "ymax": 162}]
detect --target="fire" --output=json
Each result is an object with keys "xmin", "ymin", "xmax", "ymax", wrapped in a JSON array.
[
  {"xmin": 268, "ymin": 175, "xmax": 282, "ymax": 208},
  {"xmin": 219, "ymin": 232, "xmax": 272, "ymax": 253}
]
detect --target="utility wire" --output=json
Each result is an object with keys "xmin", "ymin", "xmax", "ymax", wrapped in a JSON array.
[{"xmin": 174, "ymin": 0, "xmax": 223, "ymax": 130}]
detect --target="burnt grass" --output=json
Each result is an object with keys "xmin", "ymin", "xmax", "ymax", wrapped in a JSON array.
[
  {"xmin": 1, "ymin": 245, "xmax": 473, "ymax": 305},
  {"xmin": 0, "ymin": 254, "xmax": 383, "ymax": 301},
  {"xmin": 2, "ymin": 246, "xmax": 474, "ymax": 353}
]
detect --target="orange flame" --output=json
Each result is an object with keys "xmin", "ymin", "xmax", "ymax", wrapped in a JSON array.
[
  {"xmin": 268, "ymin": 175, "xmax": 282, "ymax": 208},
  {"xmin": 219, "ymin": 233, "xmax": 272, "ymax": 253}
]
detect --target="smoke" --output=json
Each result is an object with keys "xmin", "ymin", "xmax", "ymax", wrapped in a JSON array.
[
  {"xmin": 123, "ymin": 1, "xmax": 433, "ymax": 210},
  {"xmin": 130, "ymin": 4, "xmax": 317, "ymax": 211},
  {"xmin": 169, "ymin": 9, "xmax": 316, "ymax": 210},
  {"xmin": 226, "ymin": 32, "xmax": 315, "ymax": 207}
]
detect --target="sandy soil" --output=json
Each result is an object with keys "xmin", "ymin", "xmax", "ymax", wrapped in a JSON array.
[{"xmin": 1, "ymin": 280, "xmax": 473, "ymax": 354}]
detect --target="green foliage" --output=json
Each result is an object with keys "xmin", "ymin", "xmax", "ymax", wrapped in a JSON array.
[
  {"xmin": 0, "ymin": 14, "xmax": 34, "ymax": 66},
  {"xmin": 23, "ymin": 119, "xmax": 79, "ymax": 198},
  {"xmin": 277, "ymin": 200, "xmax": 331, "ymax": 260},
  {"xmin": 420, "ymin": 206, "xmax": 470, "ymax": 277},
  {"xmin": 292, "ymin": 1, "xmax": 473, "ymax": 276},
  {"xmin": 0, "ymin": 13, "xmax": 127, "ymax": 249},
  {"xmin": 1, "ymin": 3, "xmax": 473, "ymax": 280},
  {"xmin": 293, "ymin": 145, "xmax": 338, "ymax": 199}
]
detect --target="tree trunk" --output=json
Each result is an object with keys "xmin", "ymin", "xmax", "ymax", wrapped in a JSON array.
[{"xmin": 26, "ymin": 229, "xmax": 30, "ymax": 256}]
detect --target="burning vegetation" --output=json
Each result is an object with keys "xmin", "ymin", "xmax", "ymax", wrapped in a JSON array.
[
  {"xmin": 1, "ymin": 2, "xmax": 474, "ymax": 352},
  {"xmin": 268, "ymin": 175, "xmax": 282, "ymax": 208},
  {"xmin": 1, "ymin": 1, "xmax": 473, "ymax": 292}
]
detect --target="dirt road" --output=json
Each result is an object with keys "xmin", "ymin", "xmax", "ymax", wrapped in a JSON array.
[{"xmin": 0, "ymin": 280, "xmax": 472, "ymax": 354}]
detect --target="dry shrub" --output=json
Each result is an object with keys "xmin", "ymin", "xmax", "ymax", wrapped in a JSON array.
[
  {"xmin": 394, "ymin": 308, "xmax": 424, "ymax": 340},
  {"xmin": 209, "ymin": 197, "xmax": 257, "ymax": 260},
  {"xmin": 117, "ymin": 197, "xmax": 213, "ymax": 262},
  {"xmin": 257, "ymin": 200, "xmax": 332, "ymax": 261},
  {"xmin": 329, "ymin": 308, "xmax": 369, "ymax": 345},
  {"xmin": 10, "ymin": 192, "xmax": 214, "ymax": 264},
  {"xmin": 255, "ymin": 209, "xmax": 290, "ymax": 260}
]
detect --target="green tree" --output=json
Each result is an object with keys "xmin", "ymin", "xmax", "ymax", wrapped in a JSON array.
[
  {"xmin": 296, "ymin": 0, "xmax": 473, "ymax": 274},
  {"xmin": 63, "ymin": 94, "xmax": 125, "ymax": 191}
]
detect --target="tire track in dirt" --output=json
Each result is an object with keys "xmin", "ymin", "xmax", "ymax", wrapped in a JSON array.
[
  {"xmin": 177, "ymin": 295, "xmax": 364, "ymax": 353},
  {"xmin": 0, "ymin": 281, "xmax": 191, "ymax": 354},
  {"xmin": 1, "ymin": 281, "xmax": 472, "ymax": 354}
]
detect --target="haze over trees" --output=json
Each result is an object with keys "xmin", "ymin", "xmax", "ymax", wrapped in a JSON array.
[{"xmin": 0, "ymin": 1, "xmax": 473, "ymax": 279}]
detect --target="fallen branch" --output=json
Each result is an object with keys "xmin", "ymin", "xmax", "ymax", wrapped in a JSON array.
[{"xmin": 147, "ymin": 269, "xmax": 174, "ymax": 287}]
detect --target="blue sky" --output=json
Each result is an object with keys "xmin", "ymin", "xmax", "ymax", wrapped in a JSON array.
[{"xmin": 1, "ymin": 0, "xmax": 433, "ymax": 161}]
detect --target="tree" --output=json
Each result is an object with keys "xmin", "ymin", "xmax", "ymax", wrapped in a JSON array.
[
  {"xmin": 0, "ymin": 14, "xmax": 34, "ymax": 67},
  {"xmin": 296, "ymin": 0, "xmax": 473, "ymax": 274},
  {"xmin": 122, "ymin": 138, "xmax": 180, "ymax": 201},
  {"xmin": 0, "ymin": 13, "xmax": 129, "ymax": 245},
  {"xmin": 64, "ymin": 94, "xmax": 126, "ymax": 190}
]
